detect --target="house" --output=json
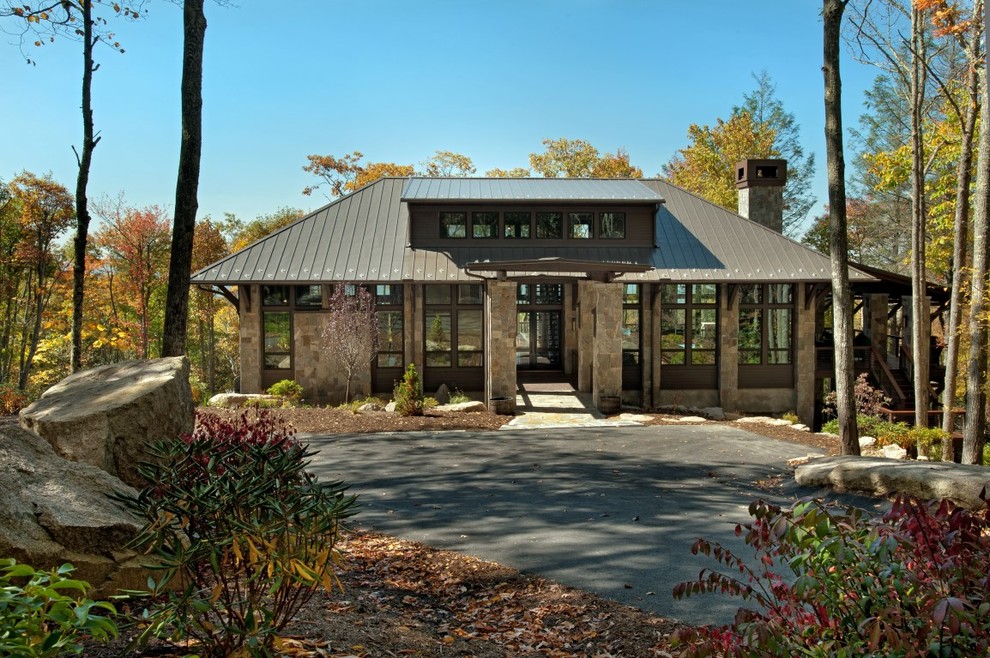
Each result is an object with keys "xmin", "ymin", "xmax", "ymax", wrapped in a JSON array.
[{"xmin": 192, "ymin": 159, "xmax": 943, "ymax": 425}]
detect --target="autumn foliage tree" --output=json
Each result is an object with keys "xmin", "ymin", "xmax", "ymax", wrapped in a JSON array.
[
  {"xmin": 321, "ymin": 284, "xmax": 379, "ymax": 403},
  {"xmin": 529, "ymin": 138, "xmax": 643, "ymax": 178},
  {"xmin": 8, "ymin": 172, "xmax": 74, "ymax": 390},
  {"xmin": 93, "ymin": 201, "xmax": 171, "ymax": 358}
]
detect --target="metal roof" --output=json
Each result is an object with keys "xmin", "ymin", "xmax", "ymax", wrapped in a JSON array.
[
  {"xmin": 401, "ymin": 177, "xmax": 664, "ymax": 202},
  {"xmin": 191, "ymin": 176, "xmax": 877, "ymax": 286}
]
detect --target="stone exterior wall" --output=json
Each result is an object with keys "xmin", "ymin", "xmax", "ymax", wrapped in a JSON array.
[
  {"xmin": 239, "ymin": 285, "xmax": 261, "ymax": 394},
  {"xmin": 718, "ymin": 285, "xmax": 739, "ymax": 413},
  {"xmin": 485, "ymin": 280, "xmax": 517, "ymax": 410},
  {"xmin": 795, "ymin": 285, "xmax": 817, "ymax": 424},
  {"xmin": 866, "ymin": 294, "xmax": 889, "ymax": 356},
  {"xmin": 576, "ymin": 281, "xmax": 622, "ymax": 408},
  {"xmin": 294, "ymin": 311, "xmax": 371, "ymax": 404},
  {"xmin": 737, "ymin": 186, "xmax": 784, "ymax": 233}
]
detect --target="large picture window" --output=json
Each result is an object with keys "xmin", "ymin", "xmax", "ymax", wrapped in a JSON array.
[
  {"xmin": 504, "ymin": 211, "xmax": 531, "ymax": 239},
  {"xmin": 536, "ymin": 211, "xmax": 563, "ymax": 239},
  {"xmin": 738, "ymin": 283, "xmax": 794, "ymax": 388},
  {"xmin": 440, "ymin": 211, "xmax": 467, "ymax": 238},
  {"xmin": 600, "ymin": 212, "xmax": 626, "ymax": 239},
  {"xmin": 424, "ymin": 284, "xmax": 484, "ymax": 369},
  {"xmin": 660, "ymin": 283, "xmax": 718, "ymax": 389}
]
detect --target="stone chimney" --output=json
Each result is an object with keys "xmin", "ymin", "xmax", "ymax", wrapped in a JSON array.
[{"xmin": 735, "ymin": 158, "xmax": 786, "ymax": 233}]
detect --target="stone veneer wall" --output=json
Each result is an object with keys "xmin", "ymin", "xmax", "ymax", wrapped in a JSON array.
[
  {"xmin": 239, "ymin": 285, "xmax": 261, "ymax": 393},
  {"xmin": 795, "ymin": 285, "xmax": 817, "ymax": 424},
  {"xmin": 718, "ymin": 285, "xmax": 739, "ymax": 413},
  {"xmin": 866, "ymin": 294, "xmax": 889, "ymax": 356},
  {"xmin": 293, "ymin": 311, "xmax": 371, "ymax": 404},
  {"xmin": 485, "ymin": 280, "xmax": 517, "ymax": 409},
  {"xmin": 576, "ymin": 281, "xmax": 622, "ymax": 408},
  {"xmin": 737, "ymin": 186, "xmax": 784, "ymax": 233}
]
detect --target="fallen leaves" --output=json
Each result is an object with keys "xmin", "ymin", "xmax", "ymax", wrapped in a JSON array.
[{"xmin": 285, "ymin": 529, "xmax": 682, "ymax": 657}]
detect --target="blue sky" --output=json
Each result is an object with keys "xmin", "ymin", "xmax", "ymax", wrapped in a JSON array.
[{"xmin": 1, "ymin": 1, "xmax": 879, "ymax": 235}]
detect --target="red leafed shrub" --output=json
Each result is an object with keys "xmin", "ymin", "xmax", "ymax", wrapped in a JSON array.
[
  {"xmin": 121, "ymin": 410, "xmax": 356, "ymax": 657},
  {"xmin": 672, "ymin": 494, "xmax": 990, "ymax": 657}
]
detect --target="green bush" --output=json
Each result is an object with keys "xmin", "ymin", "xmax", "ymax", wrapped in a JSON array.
[
  {"xmin": 909, "ymin": 426, "xmax": 950, "ymax": 460},
  {"xmin": 120, "ymin": 411, "xmax": 356, "ymax": 656},
  {"xmin": 393, "ymin": 363, "xmax": 424, "ymax": 416},
  {"xmin": 673, "ymin": 495, "xmax": 990, "ymax": 656},
  {"xmin": 0, "ymin": 559, "xmax": 117, "ymax": 657},
  {"xmin": 780, "ymin": 411, "xmax": 799, "ymax": 424},
  {"xmin": 266, "ymin": 379, "xmax": 303, "ymax": 404},
  {"xmin": 449, "ymin": 388, "xmax": 471, "ymax": 405}
]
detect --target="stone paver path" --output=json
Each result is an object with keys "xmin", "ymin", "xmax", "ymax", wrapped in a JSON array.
[{"xmin": 504, "ymin": 383, "xmax": 644, "ymax": 430}]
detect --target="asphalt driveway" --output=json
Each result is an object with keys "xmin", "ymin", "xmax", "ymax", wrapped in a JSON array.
[{"xmin": 304, "ymin": 424, "xmax": 878, "ymax": 627}]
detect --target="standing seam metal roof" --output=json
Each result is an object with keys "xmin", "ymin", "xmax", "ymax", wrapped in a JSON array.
[
  {"xmin": 401, "ymin": 177, "xmax": 664, "ymax": 202},
  {"xmin": 190, "ymin": 177, "xmax": 875, "ymax": 285}
]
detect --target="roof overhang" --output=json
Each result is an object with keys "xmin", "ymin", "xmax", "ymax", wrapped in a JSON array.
[{"xmin": 465, "ymin": 256, "xmax": 653, "ymax": 282}]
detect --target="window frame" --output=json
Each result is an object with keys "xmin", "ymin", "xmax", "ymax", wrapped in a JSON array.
[
  {"xmin": 439, "ymin": 211, "xmax": 467, "ymax": 239},
  {"xmin": 423, "ymin": 284, "xmax": 484, "ymax": 369},
  {"xmin": 659, "ymin": 283, "xmax": 719, "ymax": 389},
  {"xmin": 737, "ymin": 283, "xmax": 795, "ymax": 389}
]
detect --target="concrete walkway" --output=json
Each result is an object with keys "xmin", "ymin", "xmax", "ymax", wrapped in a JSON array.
[
  {"xmin": 505, "ymin": 382, "xmax": 645, "ymax": 429},
  {"xmin": 304, "ymin": 424, "xmax": 878, "ymax": 627}
]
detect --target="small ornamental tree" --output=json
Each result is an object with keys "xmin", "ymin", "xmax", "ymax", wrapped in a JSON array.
[{"xmin": 322, "ymin": 284, "xmax": 379, "ymax": 402}]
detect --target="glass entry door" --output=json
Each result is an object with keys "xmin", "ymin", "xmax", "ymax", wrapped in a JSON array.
[{"xmin": 516, "ymin": 310, "xmax": 562, "ymax": 369}]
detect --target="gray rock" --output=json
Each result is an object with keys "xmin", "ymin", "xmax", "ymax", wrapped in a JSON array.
[
  {"xmin": 882, "ymin": 444, "xmax": 908, "ymax": 460},
  {"xmin": 434, "ymin": 384, "xmax": 451, "ymax": 405},
  {"xmin": 791, "ymin": 424, "xmax": 811, "ymax": 432},
  {"xmin": 435, "ymin": 401, "xmax": 486, "ymax": 413},
  {"xmin": 384, "ymin": 401, "xmax": 397, "ymax": 413},
  {"xmin": 356, "ymin": 402, "xmax": 384, "ymax": 413},
  {"xmin": 20, "ymin": 357, "xmax": 195, "ymax": 488},
  {"xmin": 701, "ymin": 407, "xmax": 726, "ymax": 421},
  {"xmin": 795, "ymin": 456, "xmax": 990, "ymax": 510},
  {"xmin": 859, "ymin": 436, "xmax": 877, "ymax": 448},
  {"xmin": 207, "ymin": 393, "xmax": 278, "ymax": 408},
  {"xmin": 676, "ymin": 416, "xmax": 708, "ymax": 423},
  {"xmin": 0, "ymin": 423, "xmax": 146, "ymax": 597}
]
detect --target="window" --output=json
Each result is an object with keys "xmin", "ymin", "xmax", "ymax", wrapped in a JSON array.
[
  {"xmin": 294, "ymin": 285, "xmax": 322, "ymax": 309},
  {"xmin": 504, "ymin": 211, "xmax": 531, "ymax": 238},
  {"xmin": 376, "ymin": 285, "xmax": 403, "ymax": 368},
  {"xmin": 517, "ymin": 283, "xmax": 563, "ymax": 305},
  {"xmin": 262, "ymin": 285, "xmax": 289, "ymax": 306},
  {"xmin": 661, "ymin": 284, "xmax": 717, "ymax": 366},
  {"xmin": 622, "ymin": 284, "xmax": 641, "ymax": 365},
  {"xmin": 600, "ymin": 212, "xmax": 626, "ymax": 239},
  {"xmin": 738, "ymin": 283, "xmax": 794, "ymax": 366},
  {"xmin": 535, "ymin": 211, "xmax": 563, "ymax": 239},
  {"xmin": 424, "ymin": 285, "xmax": 484, "ymax": 369},
  {"xmin": 263, "ymin": 312, "xmax": 291, "ymax": 369},
  {"xmin": 375, "ymin": 284, "xmax": 403, "ymax": 306},
  {"xmin": 439, "ymin": 211, "xmax": 467, "ymax": 238},
  {"xmin": 569, "ymin": 212, "xmax": 593, "ymax": 239},
  {"xmin": 472, "ymin": 211, "xmax": 498, "ymax": 239}
]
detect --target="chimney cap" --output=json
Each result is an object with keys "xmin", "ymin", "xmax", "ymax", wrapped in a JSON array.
[{"xmin": 735, "ymin": 158, "xmax": 787, "ymax": 189}]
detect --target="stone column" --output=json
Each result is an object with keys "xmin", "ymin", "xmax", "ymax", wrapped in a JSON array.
[
  {"xmin": 591, "ymin": 282, "xmax": 623, "ymax": 408},
  {"xmin": 650, "ymin": 284, "xmax": 662, "ymax": 409},
  {"xmin": 640, "ymin": 283, "xmax": 654, "ymax": 407},
  {"xmin": 485, "ymin": 280, "xmax": 517, "ymax": 411},
  {"xmin": 407, "ymin": 284, "xmax": 424, "ymax": 370},
  {"xmin": 239, "ymin": 284, "xmax": 261, "ymax": 394},
  {"xmin": 718, "ymin": 285, "xmax": 739, "ymax": 413},
  {"xmin": 866, "ymin": 293, "xmax": 889, "ymax": 358},
  {"xmin": 795, "ymin": 285, "xmax": 817, "ymax": 425},
  {"xmin": 576, "ymin": 280, "xmax": 596, "ymax": 393}
]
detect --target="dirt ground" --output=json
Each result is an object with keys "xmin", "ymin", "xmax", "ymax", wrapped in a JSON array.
[{"xmin": 62, "ymin": 406, "xmax": 837, "ymax": 656}]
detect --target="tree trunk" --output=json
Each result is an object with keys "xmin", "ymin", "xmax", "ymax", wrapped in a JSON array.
[
  {"xmin": 823, "ymin": 0, "xmax": 859, "ymax": 455},
  {"xmin": 162, "ymin": 0, "xmax": 206, "ymax": 357},
  {"xmin": 910, "ymin": 5, "xmax": 931, "ymax": 428},
  {"xmin": 941, "ymin": 15, "xmax": 982, "ymax": 458},
  {"xmin": 963, "ymin": 70, "xmax": 989, "ymax": 465},
  {"xmin": 70, "ymin": 1, "xmax": 100, "ymax": 373}
]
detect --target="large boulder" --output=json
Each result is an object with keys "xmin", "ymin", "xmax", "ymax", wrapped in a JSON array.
[
  {"xmin": 0, "ymin": 423, "xmax": 146, "ymax": 597},
  {"xmin": 19, "ymin": 357, "xmax": 194, "ymax": 488}
]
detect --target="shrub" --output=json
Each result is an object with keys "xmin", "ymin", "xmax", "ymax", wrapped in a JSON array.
[
  {"xmin": 449, "ymin": 388, "xmax": 471, "ymax": 405},
  {"xmin": 0, "ymin": 385, "xmax": 29, "ymax": 416},
  {"xmin": 120, "ymin": 410, "xmax": 356, "ymax": 656},
  {"xmin": 267, "ymin": 378, "xmax": 303, "ymax": 405},
  {"xmin": 393, "ymin": 363, "xmax": 424, "ymax": 416},
  {"xmin": 672, "ymin": 495, "xmax": 990, "ymax": 657},
  {"xmin": 823, "ymin": 372, "xmax": 891, "ymax": 419},
  {"xmin": 0, "ymin": 559, "xmax": 117, "ymax": 657},
  {"xmin": 910, "ymin": 426, "xmax": 950, "ymax": 460},
  {"xmin": 781, "ymin": 411, "xmax": 799, "ymax": 424},
  {"xmin": 187, "ymin": 372, "xmax": 208, "ymax": 405}
]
